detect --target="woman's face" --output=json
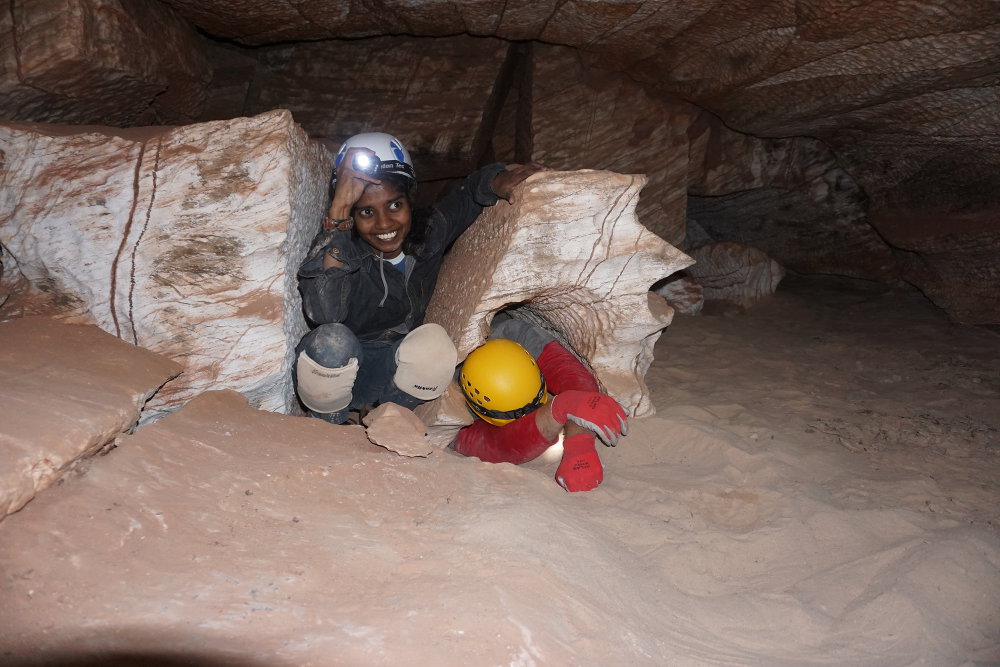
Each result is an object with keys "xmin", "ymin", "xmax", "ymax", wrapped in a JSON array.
[{"xmin": 352, "ymin": 182, "xmax": 412, "ymax": 259}]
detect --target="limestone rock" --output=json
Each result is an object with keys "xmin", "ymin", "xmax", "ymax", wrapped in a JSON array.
[
  {"xmin": 687, "ymin": 242, "xmax": 786, "ymax": 309},
  {"xmin": 653, "ymin": 275, "xmax": 704, "ymax": 316},
  {"xmin": 424, "ymin": 169, "xmax": 693, "ymax": 420},
  {"xmin": 0, "ymin": 317, "xmax": 180, "ymax": 519},
  {"xmin": 0, "ymin": 110, "xmax": 331, "ymax": 419},
  {"xmin": 363, "ymin": 402, "xmax": 433, "ymax": 458},
  {"xmin": 0, "ymin": 0, "xmax": 212, "ymax": 126}
]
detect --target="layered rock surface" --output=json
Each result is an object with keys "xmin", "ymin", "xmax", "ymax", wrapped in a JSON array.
[
  {"xmin": 0, "ymin": 0, "xmax": 211, "ymax": 125},
  {"xmin": 0, "ymin": 317, "xmax": 180, "ymax": 519},
  {"xmin": 685, "ymin": 115, "xmax": 897, "ymax": 284},
  {"xmin": 424, "ymin": 169, "xmax": 693, "ymax": 420},
  {"xmin": 0, "ymin": 110, "xmax": 331, "ymax": 418}
]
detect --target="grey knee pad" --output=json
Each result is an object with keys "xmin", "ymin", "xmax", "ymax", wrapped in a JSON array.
[
  {"xmin": 296, "ymin": 351, "xmax": 359, "ymax": 414},
  {"xmin": 393, "ymin": 323, "xmax": 458, "ymax": 401}
]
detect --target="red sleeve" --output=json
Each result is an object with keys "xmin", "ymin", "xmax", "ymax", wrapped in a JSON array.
[
  {"xmin": 537, "ymin": 341, "xmax": 600, "ymax": 394},
  {"xmin": 452, "ymin": 412, "xmax": 555, "ymax": 465}
]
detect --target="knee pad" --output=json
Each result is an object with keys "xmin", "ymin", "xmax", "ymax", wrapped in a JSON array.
[
  {"xmin": 393, "ymin": 323, "xmax": 458, "ymax": 401},
  {"xmin": 296, "ymin": 351, "xmax": 359, "ymax": 414}
]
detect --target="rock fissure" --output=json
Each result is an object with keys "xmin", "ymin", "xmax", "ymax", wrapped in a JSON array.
[
  {"xmin": 128, "ymin": 135, "xmax": 164, "ymax": 345},
  {"xmin": 112, "ymin": 137, "xmax": 150, "ymax": 340}
]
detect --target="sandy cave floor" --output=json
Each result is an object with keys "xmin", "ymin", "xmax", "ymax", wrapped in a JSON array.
[{"xmin": 1, "ymin": 276, "xmax": 999, "ymax": 666}]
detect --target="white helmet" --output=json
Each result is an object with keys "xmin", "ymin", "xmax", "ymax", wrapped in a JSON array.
[{"xmin": 334, "ymin": 132, "xmax": 415, "ymax": 181}]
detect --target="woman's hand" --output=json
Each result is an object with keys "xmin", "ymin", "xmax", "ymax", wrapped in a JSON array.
[
  {"xmin": 491, "ymin": 161, "xmax": 548, "ymax": 204},
  {"xmin": 328, "ymin": 147, "xmax": 382, "ymax": 221}
]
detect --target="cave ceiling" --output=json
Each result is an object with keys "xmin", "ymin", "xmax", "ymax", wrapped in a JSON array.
[{"xmin": 161, "ymin": 0, "xmax": 1000, "ymax": 142}]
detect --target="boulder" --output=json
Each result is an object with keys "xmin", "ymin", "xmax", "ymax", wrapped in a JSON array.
[
  {"xmin": 0, "ymin": 317, "xmax": 180, "ymax": 519},
  {"xmin": 0, "ymin": 110, "xmax": 331, "ymax": 419},
  {"xmin": 686, "ymin": 242, "xmax": 786, "ymax": 309},
  {"xmin": 424, "ymin": 169, "xmax": 693, "ymax": 420}
]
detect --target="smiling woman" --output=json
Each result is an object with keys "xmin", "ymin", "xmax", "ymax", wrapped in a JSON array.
[
  {"xmin": 350, "ymin": 179, "xmax": 412, "ymax": 260},
  {"xmin": 294, "ymin": 131, "xmax": 546, "ymax": 425}
]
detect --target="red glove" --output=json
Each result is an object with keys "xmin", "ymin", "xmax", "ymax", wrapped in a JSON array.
[
  {"xmin": 550, "ymin": 390, "xmax": 629, "ymax": 447},
  {"xmin": 555, "ymin": 434, "xmax": 603, "ymax": 492}
]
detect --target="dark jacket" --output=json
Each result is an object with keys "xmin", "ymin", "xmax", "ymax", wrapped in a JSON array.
[{"xmin": 298, "ymin": 162, "xmax": 507, "ymax": 342}]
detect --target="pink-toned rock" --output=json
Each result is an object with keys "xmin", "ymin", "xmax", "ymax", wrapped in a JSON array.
[
  {"xmin": 362, "ymin": 402, "xmax": 433, "ymax": 458},
  {"xmin": 0, "ymin": 0, "xmax": 211, "ymax": 126},
  {"xmin": 0, "ymin": 110, "xmax": 331, "ymax": 419},
  {"xmin": 0, "ymin": 317, "xmax": 180, "ymax": 519},
  {"xmin": 687, "ymin": 242, "xmax": 786, "ymax": 309},
  {"xmin": 425, "ymin": 169, "xmax": 693, "ymax": 420},
  {"xmin": 0, "ymin": 387, "xmax": 673, "ymax": 664}
]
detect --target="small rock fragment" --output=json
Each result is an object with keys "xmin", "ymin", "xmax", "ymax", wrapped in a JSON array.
[{"xmin": 362, "ymin": 403, "xmax": 433, "ymax": 458}]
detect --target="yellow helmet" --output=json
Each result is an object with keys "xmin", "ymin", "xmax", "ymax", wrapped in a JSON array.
[{"xmin": 460, "ymin": 338, "xmax": 549, "ymax": 426}]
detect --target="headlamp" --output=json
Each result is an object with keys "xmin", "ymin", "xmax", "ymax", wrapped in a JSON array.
[{"xmin": 352, "ymin": 153, "xmax": 380, "ymax": 175}]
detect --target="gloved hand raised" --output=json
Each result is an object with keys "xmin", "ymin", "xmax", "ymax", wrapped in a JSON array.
[
  {"xmin": 549, "ymin": 390, "xmax": 629, "ymax": 447},
  {"xmin": 555, "ymin": 433, "xmax": 603, "ymax": 492}
]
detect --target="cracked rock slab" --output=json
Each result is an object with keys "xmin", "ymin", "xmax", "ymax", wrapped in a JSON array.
[{"xmin": 0, "ymin": 316, "xmax": 180, "ymax": 519}]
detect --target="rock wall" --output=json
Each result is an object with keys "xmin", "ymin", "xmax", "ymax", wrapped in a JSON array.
[
  {"xmin": 424, "ymin": 169, "xmax": 693, "ymax": 419},
  {"xmin": 685, "ymin": 113, "xmax": 897, "ymax": 283},
  {"xmin": 200, "ymin": 35, "xmax": 510, "ymax": 199},
  {"xmin": 0, "ymin": 110, "xmax": 331, "ymax": 419},
  {"xmin": 493, "ymin": 44, "xmax": 697, "ymax": 249},
  {"xmin": 0, "ymin": 0, "xmax": 212, "ymax": 125}
]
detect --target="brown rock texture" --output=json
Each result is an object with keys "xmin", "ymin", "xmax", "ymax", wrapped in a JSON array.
[
  {"xmin": 0, "ymin": 0, "xmax": 212, "ymax": 125},
  {"xmin": 0, "ymin": 317, "xmax": 180, "ymax": 519},
  {"xmin": 424, "ymin": 169, "xmax": 693, "ymax": 419},
  {"xmin": 0, "ymin": 110, "xmax": 331, "ymax": 418},
  {"xmin": 686, "ymin": 114, "xmax": 898, "ymax": 283},
  {"xmin": 496, "ymin": 44, "xmax": 698, "ymax": 248},
  {"xmin": 242, "ymin": 36, "xmax": 509, "ymax": 184},
  {"xmin": 687, "ymin": 242, "xmax": 787, "ymax": 309},
  {"xmin": 2, "ymin": 1, "xmax": 996, "ymax": 321}
]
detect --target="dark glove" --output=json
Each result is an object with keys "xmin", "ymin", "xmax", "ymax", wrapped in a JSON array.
[
  {"xmin": 555, "ymin": 433, "xmax": 603, "ymax": 492},
  {"xmin": 550, "ymin": 390, "xmax": 629, "ymax": 447}
]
